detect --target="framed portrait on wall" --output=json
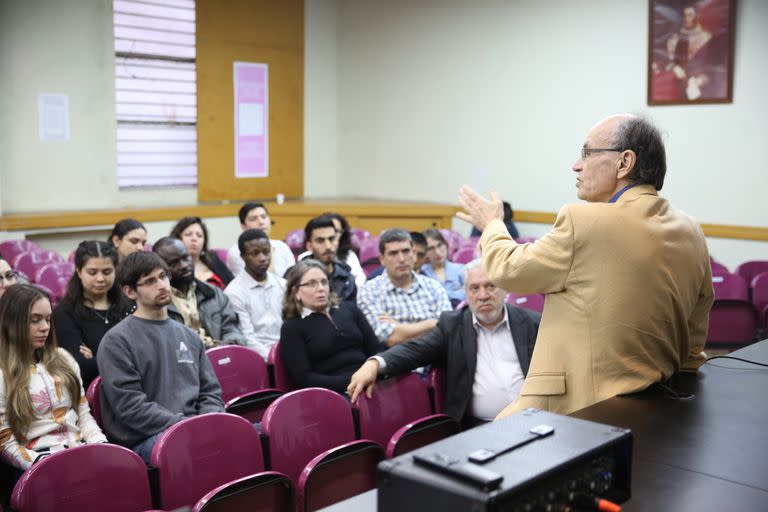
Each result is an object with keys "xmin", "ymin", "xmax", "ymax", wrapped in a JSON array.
[{"xmin": 647, "ymin": 0, "xmax": 735, "ymax": 105}]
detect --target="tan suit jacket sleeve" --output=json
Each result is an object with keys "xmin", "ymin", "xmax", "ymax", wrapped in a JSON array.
[{"xmin": 478, "ymin": 208, "xmax": 575, "ymax": 295}]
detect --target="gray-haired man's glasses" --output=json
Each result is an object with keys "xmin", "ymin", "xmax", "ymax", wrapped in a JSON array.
[{"xmin": 581, "ymin": 147, "xmax": 623, "ymax": 160}]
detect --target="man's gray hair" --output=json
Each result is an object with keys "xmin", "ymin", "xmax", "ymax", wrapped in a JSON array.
[
  {"xmin": 464, "ymin": 258, "xmax": 483, "ymax": 280},
  {"xmin": 378, "ymin": 228, "xmax": 412, "ymax": 254},
  {"xmin": 611, "ymin": 116, "xmax": 667, "ymax": 191}
]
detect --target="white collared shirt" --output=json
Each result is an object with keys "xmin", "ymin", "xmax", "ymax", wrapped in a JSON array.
[
  {"xmin": 226, "ymin": 240, "xmax": 295, "ymax": 278},
  {"xmin": 224, "ymin": 270, "xmax": 286, "ymax": 359},
  {"xmin": 468, "ymin": 308, "xmax": 525, "ymax": 421}
]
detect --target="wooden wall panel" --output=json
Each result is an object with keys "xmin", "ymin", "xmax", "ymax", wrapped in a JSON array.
[{"xmin": 196, "ymin": 0, "xmax": 303, "ymax": 202}]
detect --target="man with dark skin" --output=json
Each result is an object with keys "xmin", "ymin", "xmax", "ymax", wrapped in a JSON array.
[
  {"xmin": 224, "ymin": 229, "xmax": 286, "ymax": 359},
  {"xmin": 153, "ymin": 237, "xmax": 245, "ymax": 347}
]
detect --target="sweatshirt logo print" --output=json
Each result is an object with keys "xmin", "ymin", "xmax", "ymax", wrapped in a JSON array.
[{"xmin": 176, "ymin": 340, "xmax": 194, "ymax": 364}]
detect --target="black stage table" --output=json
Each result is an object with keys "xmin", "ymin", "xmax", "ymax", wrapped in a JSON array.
[{"xmin": 321, "ymin": 340, "xmax": 768, "ymax": 511}]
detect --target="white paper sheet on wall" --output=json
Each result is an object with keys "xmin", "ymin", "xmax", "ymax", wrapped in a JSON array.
[{"xmin": 38, "ymin": 94, "xmax": 70, "ymax": 141}]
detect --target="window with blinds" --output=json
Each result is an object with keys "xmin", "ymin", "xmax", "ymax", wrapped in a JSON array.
[{"xmin": 114, "ymin": 0, "xmax": 197, "ymax": 187}]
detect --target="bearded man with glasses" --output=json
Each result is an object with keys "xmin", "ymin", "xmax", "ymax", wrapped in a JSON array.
[{"xmin": 458, "ymin": 114, "xmax": 713, "ymax": 417}]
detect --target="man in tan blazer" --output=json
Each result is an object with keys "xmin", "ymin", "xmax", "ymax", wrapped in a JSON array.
[{"xmin": 458, "ymin": 114, "xmax": 714, "ymax": 416}]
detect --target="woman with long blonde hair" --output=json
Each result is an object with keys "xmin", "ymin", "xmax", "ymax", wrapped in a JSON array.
[{"xmin": 0, "ymin": 284, "xmax": 106, "ymax": 479}]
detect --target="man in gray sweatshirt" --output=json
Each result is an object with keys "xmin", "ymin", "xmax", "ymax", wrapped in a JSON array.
[{"xmin": 97, "ymin": 252, "xmax": 224, "ymax": 463}]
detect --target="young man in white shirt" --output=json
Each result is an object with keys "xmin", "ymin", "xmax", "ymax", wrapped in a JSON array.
[{"xmin": 224, "ymin": 229, "xmax": 286, "ymax": 360}]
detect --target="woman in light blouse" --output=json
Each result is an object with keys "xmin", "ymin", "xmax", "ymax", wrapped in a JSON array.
[{"xmin": 0, "ymin": 284, "xmax": 106, "ymax": 484}]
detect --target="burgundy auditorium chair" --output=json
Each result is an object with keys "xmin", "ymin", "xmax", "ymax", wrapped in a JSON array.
[
  {"xmin": 151, "ymin": 413, "xmax": 266, "ymax": 510},
  {"xmin": 268, "ymin": 343, "xmax": 296, "ymax": 392},
  {"xmin": 298, "ymin": 441, "xmax": 383, "ymax": 512},
  {"xmin": 206, "ymin": 345, "xmax": 283, "ymax": 422},
  {"xmin": 0, "ymin": 239, "xmax": 40, "ymax": 263},
  {"xmin": 192, "ymin": 471, "xmax": 295, "ymax": 512},
  {"xmin": 261, "ymin": 388, "xmax": 358, "ymax": 484},
  {"xmin": 11, "ymin": 444, "xmax": 152, "ymax": 512},
  {"xmin": 284, "ymin": 229, "xmax": 305, "ymax": 259},
  {"xmin": 505, "ymin": 292, "xmax": 545, "ymax": 313},
  {"xmin": 735, "ymin": 261, "xmax": 768, "ymax": 293},
  {"xmin": 13, "ymin": 251, "xmax": 65, "ymax": 282},
  {"xmin": 354, "ymin": 373, "xmax": 459, "ymax": 457},
  {"xmin": 358, "ymin": 238, "xmax": 381, "ymax": 277},
  {"xmin": 707, "ymin": 273, "xmax": 756, "ymax": 346},
  {"xmin": 751, "ymin": 272, "xmax": 768, "ymax": 330},
  {"xmin": 451, "ymin": 247, "xmax": 477, "ymax": 264},
  {"xmin": 86, "ymin": 376, "xmax": 103, "ymax": 428}
]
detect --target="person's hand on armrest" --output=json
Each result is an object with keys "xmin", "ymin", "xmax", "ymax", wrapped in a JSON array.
[{"xmin": 347, "ymin": 359, "xmax": 380, "ymax": 403}]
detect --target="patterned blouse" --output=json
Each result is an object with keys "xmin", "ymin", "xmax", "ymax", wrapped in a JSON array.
[{"xmin": 0, "ymin": 348, "xmax": 106, "ymax": 470}]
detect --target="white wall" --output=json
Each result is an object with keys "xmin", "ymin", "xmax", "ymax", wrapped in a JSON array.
[
  {"xmin": 304, "ymin": 0, "xmax": 340, "ymax": 198},
  {"xmin": 1, "ymin": 0, "xmax": 766, "ymax": 269},
  {"xmin": 335, "ymin": 0, "xmax": 768, "ymax": 265}
]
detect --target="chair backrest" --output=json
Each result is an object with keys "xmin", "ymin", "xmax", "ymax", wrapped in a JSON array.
[
  {"xmin": 348, "ymin": 228, "xmax": 371, "ymax": 251},
  {"xmin": 284, "ymin": 229, "xmax": 305, "ymax": 257},
  {"xmin": 13, "ymin": 251, "xmax": 64, "ymax": 280},
  {"xmin": 262, "ymin": 388, "xmax": 357, "ymax": 484},
  {"xmin": 707, "ymin": 304, "xmax": 757, "ymax": 345},
  {"xmin": 354, "ymin": 373, "xmax": 433, "ymax": 449},
  {"xmin": 86, "ymin": 376, "xmax": 102, "ymax": 428},
  {"xmin": 193, "ymin": 471, "xmax": 295, "ymax": 512},
  {"xmin": 386, "ymin": 414, "xmax": 461, "ymax": 458},
  {"xmin": 506, "ymin": 293, "xmax": 545, "ymax": 313},
  {"xmin": 0, "ymin": 239, "xmax": 39, "ymax": 262},
  {"xmin": 35, "ymin": 263, "xmax": 75, "ymax": 299},
  {"xmin": 268, "ymin": 343, "xmax": 295, "ymax": 392},
  {"xmin": 34, "ymin": 261, "xmax": 75, "ymax": 283},
  {"xmin": 736, "ymin": 261, "xmax": 768, "ymax": 288},
  {"xmin": 151, "ymin": 413, "xmax": 265, "ymax": 510},
  {"xmin": 438, "ymin": 229, "xmax": 464, "ymax": 258},
  {"xmin": 712, "ymin": 273, "xmax": 749, "ymax": 301},
  {"xmin": 207, "ymin": 345, "xmax": 272, "ymax": 403},
  {"xmin": 427, "ymin": 366, "xmax": 447, "ymax": 414},
  {"xmin": 11, "ymin": 443, "xmax": 152, "ymax": 512},
  {"xmin": 751, "ymin": 272, "xmax": 768, "ymax": 326},
  {"xmin": 451, "ymin": 247, "xmax": 477, "ymax": 264},
  {"xmin": 212, "ymin": 248, "xmax": 229, "ymax": 264},
  {"xmin": 710, "ymin": 258, "xmax": 729, "ymax": 275},
  {"xmin": 298, "ymin": 440, "xmax": 384, "ymax": 512},
  {"xmin": 358, "ymin": 238, "xmax": 380, "ymax": 264}
]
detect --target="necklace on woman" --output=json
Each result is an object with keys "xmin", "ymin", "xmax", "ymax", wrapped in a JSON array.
[{"xmin": 92, "ymin": 308, "xmax": 110, "ymax": 325}]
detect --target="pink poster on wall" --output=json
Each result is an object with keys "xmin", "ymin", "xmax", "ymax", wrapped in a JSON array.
[{"xmin": 234, "ymin": 62, "xmax": 268, "ymax": 178}]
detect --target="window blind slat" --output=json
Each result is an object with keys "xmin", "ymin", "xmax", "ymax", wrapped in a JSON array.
[
  {"xmin": 114, "ymin": 1, "xmax": 195, "ymax": 22},
  {"xmin": 114, "ymin": 13, "xmax": 195, "ymax": 33},
  {"xmin": 115, "ymin": 39, "xmax": 195, "ymax": 59},
  {"xmin": 115, "ymin": 77, "xmax": 197, "ymax": 94},
  {"xmin": 116, "ymin": 90, "xmax": 197, "ymax": 106},
  {"xmin": 118, "ymin": 125, "xmax": 197, "ymax": 141}
]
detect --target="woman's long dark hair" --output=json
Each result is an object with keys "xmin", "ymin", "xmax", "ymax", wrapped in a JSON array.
[
  {"xmin": 170, "ymin": 216, "xmax": 213, "ymax": 265},
  {"xmin": 325, "ymin": 212, "xmax": 352, "ymax": 261},
  {"xmin": 108, "ymin": 218, "xmax": 146, "ymax": 244},
  {"xmin": 0, "ymin": 284, "xmax": 81, "ymax": 438},
  {"xmin": 62, "ymin": 241, "xmax": 125, "ymax": 320}
]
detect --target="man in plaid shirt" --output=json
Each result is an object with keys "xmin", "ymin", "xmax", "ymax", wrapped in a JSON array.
[{"xmin": 358, "ymin": 229, "xmax": 452, "ymax": 347}]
